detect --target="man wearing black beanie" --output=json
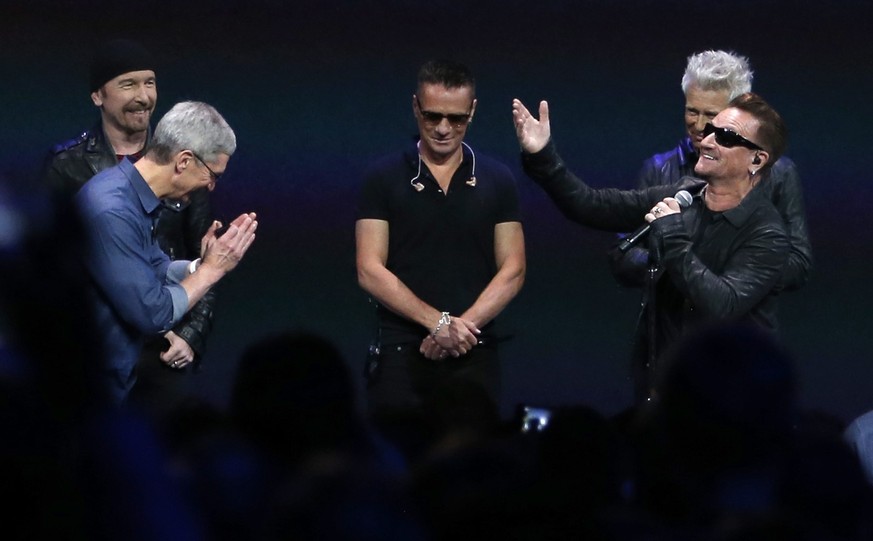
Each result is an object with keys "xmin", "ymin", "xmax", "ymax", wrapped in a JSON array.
[
  {"xmin": 43, "ymin": 39, "xmax": 218, "ymax": 420},
  {"xmin": 46, "ymin": 38, "xmax": 157, "ymax": 186}
]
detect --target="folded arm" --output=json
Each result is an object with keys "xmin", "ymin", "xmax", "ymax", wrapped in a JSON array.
[{"xmin": 654, "ymin": 216, "xmax": 789, "ymax": 319}]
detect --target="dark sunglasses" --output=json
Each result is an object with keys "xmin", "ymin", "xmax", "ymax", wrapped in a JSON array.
[
  {"xmin": 703, "ymin": 123, "xmax": 763, "ymax": 151},
  {"xmin": 416, "ymin": 97, "xmax": 472, "ymax": 127}
]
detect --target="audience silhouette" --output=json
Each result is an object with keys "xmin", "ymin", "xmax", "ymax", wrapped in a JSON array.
[{"xmin": 3, "ymin": 179, "xmax": 872, "ymax": 539}]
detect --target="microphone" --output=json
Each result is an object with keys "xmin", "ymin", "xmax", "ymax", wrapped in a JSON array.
[{"xmin": 617, "ymin": 190, "xmax": 693, "ymax": 253}]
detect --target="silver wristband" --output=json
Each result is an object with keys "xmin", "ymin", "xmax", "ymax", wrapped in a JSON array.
[{"xmin": 431, "ymin": 311, "xmax": 452, "ymax": 337}]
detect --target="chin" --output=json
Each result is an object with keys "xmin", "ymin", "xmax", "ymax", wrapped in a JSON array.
[{"xmin": 431, "ymin": 143, "xmax": 459, "ymax": 156}]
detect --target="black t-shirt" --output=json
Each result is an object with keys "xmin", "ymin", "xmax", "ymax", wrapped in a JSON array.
[{"xmin": 357, "ymin": 143, "xmax": 521, "ymax": 345}]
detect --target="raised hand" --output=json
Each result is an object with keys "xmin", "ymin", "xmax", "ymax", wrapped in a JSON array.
[{"xmin": 512, "ymin": 98, "xmax": 551, "ymax": 154}]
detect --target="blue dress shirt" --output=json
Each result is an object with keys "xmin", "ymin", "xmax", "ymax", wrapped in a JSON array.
[{"xmin": 76, "ymin": 159, "xmax": 190, "ymax": 404}]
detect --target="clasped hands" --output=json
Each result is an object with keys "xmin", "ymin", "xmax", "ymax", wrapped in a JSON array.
[
  {"xmin": 420, "ymin": 316, "xmax": 480, "ymax": 361},
  {"xmin": 200, "ymin": 212, "xmax": 258, "ymax": 274}
]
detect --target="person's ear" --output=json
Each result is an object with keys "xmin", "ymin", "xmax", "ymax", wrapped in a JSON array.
[
  {"xmin": 750, "ymin": 150, "xmax": 769, "ymax": 177},
  {"xmin": 175, "ymin": 150, "xmax": 193, "ymax": 174},
  {"xmin": 753, "ymin": 150, "xmax": 769, "ymax": 168}
]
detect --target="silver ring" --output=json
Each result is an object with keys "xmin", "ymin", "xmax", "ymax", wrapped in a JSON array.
[{"xmin": 653, "ymin": 208, "xmax": 662, "ymax": 215}]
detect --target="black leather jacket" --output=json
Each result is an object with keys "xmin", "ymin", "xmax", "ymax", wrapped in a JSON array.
[
  {"xmin": 523, "ymin": 141, "xmax": 789, "ymax": 398},
  {"xmin": 43, "ymin": 123, "xmax": 216, "ymax": 357},
  {"xmin": 612, "ymin": 137, "xmax": 812, "ymax": 291}
]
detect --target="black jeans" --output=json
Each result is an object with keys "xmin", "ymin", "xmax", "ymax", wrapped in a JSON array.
[
  {"xmin": 366, "ymin": 342, "xmax": 500, "ymax": 419},
  {"xmin": 127, "ymin": 338, "xmax": 196, "ymax": 420}
]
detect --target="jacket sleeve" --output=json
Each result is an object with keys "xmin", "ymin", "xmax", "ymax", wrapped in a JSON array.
[
  {"xmin": 172, "ymin": 187, "xmax": 217, "ymax": 358},
  {"xmin": 768, "ymin": 160, "xmax": 813, "ymax": 291},
  {"xmin": 173, "ymin": 290, "xmax": 216, "ymax": 358},
  {"xmin": 636, "ymin": 156, "xmax": 662, "ymax": 190},
  {"xmin": 182, "ymin": 187, "xmax": 213, "ymax": 259},
  {"xmin": 42, "ymin": 154, "xmax": 68, "ymax": 193},
  {"xmin": 607, "ymin": 154, "xmax": 681, "ymax": 288},
  {"xmin": 652, "ymin": 213, "xmax": 789, "ymax": 320},
  {"xmin": 606, "ymin": 245, "xmax": 650, "ymax": 288},
  {"xmin": 521, "ymin": 140, "xmax": 664, "ymax": 232},
  {"xmin": 42, "ymin": 149, "xmax": 88, "ymax": 199},
  {"xmin": 605, "ymin": 159, "xmax": 657, "ymax": 288}
]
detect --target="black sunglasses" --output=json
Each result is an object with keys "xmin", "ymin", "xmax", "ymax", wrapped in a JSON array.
[
  {"xmin": 703, "ymin": 123, "xmax": 763, "ymax": 151},
  {"xmin": 415, "ymin": 97, "xmax": 472, "ymax": 127},
  {"xmin": 191, "ymin": 151, "xmax": 222, "ymax": 181}
]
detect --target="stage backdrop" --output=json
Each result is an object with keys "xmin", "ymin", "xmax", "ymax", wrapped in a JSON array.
[{"xmin": 3, "ymin": 0, "xmax": 872, "ymax": 422}]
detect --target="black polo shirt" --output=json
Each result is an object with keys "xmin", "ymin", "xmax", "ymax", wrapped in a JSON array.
[{"xmin": 357, "ymin": 142, "xmax": 521, "ymax": 345}]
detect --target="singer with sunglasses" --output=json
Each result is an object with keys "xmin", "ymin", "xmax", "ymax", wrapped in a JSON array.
[
  {"xmin": 610, "ymin": 51, "xmax": 810, "ymax": 295},
  {"xmin": 513, "ymin": 92, "xmax": 789, "ymax": 404},
  {"xmin": 356, "ymin": 60, "xmax": 525, "ymax": 421}
]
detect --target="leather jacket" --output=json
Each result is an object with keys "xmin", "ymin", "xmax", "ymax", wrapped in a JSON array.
[
  {"xmin": 523, "ymin": 140, "xmax": 789, "ymax": 397},
  {"xmin": 43, "ymin": 123, "xmax": 216, "ymax": 357},
  {"xmin": 613, "ymin": 137, "xmax": 812, "ymax": 291}
]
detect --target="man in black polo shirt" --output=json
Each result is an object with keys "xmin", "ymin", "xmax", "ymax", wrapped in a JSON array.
[{"xmin": 356, "ymin": 60, "xmax": 526, "ymax": 419}]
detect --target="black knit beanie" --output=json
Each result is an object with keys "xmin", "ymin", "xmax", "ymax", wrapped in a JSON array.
[{"xmin": 89, "ymin": 39, "xmax": 155, "ymax": 92}]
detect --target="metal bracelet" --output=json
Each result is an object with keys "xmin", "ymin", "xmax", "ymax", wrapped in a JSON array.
[{"xmin": 431, "ymin": 311, "xmax": 452, "ymax": 337}]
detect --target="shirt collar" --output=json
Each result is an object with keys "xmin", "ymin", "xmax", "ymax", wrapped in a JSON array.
[
  {"xmin": 118, "ymin": 158, "xmax": 161, "ymax": 216},
  {"xmin": 711, "ymin": 184, "xmax": 769, "ymax": 228}
]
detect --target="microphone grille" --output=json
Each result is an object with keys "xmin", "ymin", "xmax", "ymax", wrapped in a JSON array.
[{"xmin": 675, "ymin": 190, "xmax": 693, "ymax": 208}]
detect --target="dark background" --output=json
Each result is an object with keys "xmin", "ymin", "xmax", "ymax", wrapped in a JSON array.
[{"xmin": 3, "ymin": 0, "xmax": 872, "ymax": 423}]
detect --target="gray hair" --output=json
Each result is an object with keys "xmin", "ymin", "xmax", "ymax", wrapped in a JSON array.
[
  {"xmin": 681, "ymin": 50, "xmax": 753, "ymax": 101},
  {"xmin": 149, "ymin": 101, "xmax": 236, "ymax": 164}
]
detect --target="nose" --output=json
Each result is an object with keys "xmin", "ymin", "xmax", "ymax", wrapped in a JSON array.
[
  {"xmin": 435, "ymin": 117, "xmax": 453, "ymax": 134},
  {"xmin": 694, "ymin": 116, "xmax": 708, "ymax": 133},
  {"xmin": 134, "ymin": 83, "xmax": 151, "ymax": 103}
]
